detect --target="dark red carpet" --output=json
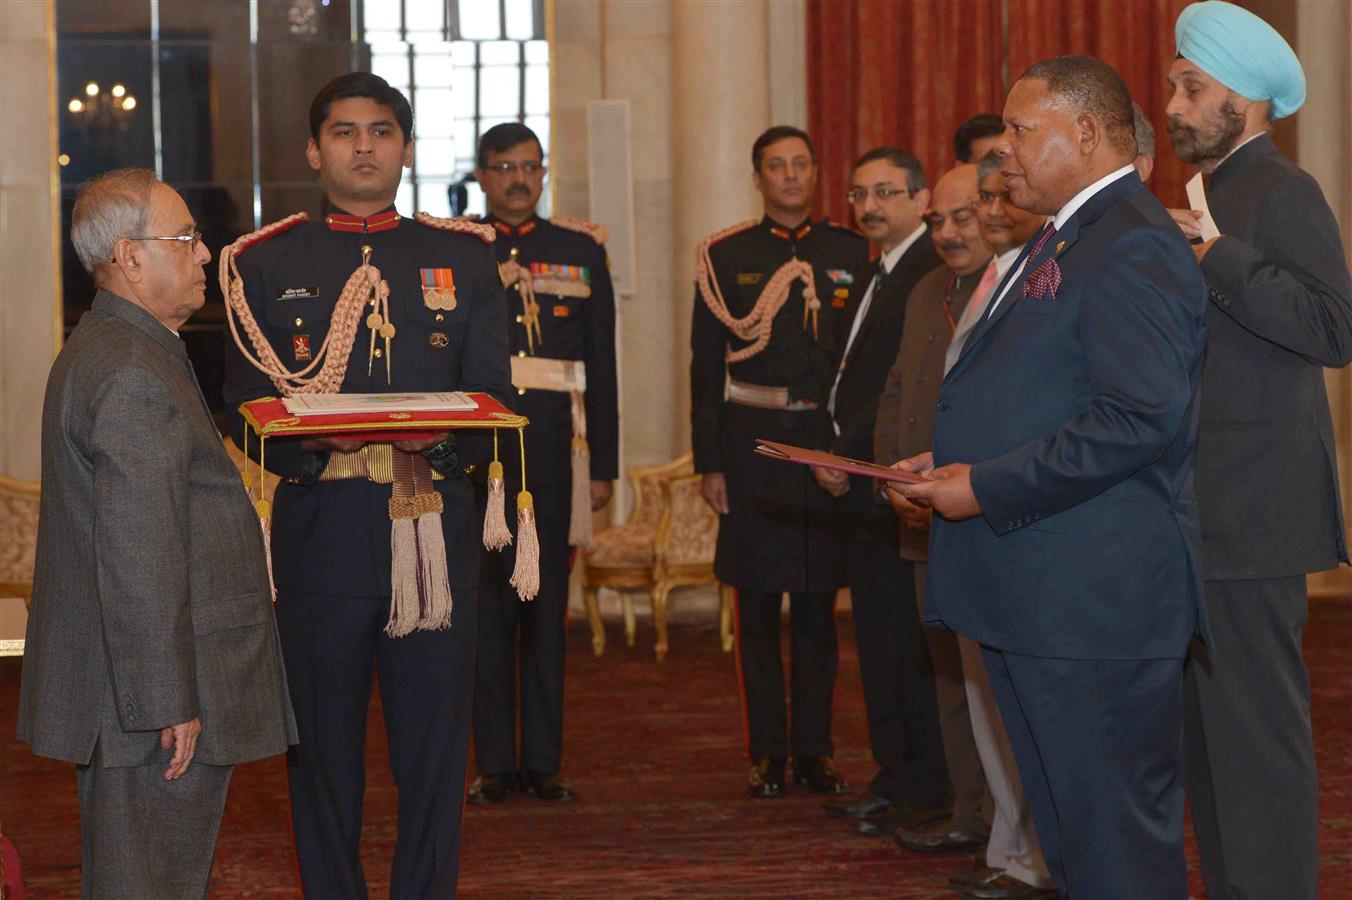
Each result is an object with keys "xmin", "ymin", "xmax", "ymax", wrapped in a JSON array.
[{"xmin": 3, "ymin": 599, "xmax": 1349, "ymax": 897}]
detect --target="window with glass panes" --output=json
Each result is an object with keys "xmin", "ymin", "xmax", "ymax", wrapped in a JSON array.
[{"xmin": 364, "ymin": 0, "xmax": 549, "ymax": 218}]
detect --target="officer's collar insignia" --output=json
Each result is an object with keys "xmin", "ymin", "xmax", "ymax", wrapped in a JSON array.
[
  {"xmin": 766, "ymin": 221, "xmax": 812, "ymax": 242},
  {"xmin": 491, "ymin": 218, "xmax": 539, "ymax": 238},
  {"xmin": 324, "ymin": 209, "xmax": 400, "ymax": 234}
]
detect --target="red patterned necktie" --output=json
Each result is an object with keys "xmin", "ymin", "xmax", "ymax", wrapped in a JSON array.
[{"xmin": 1021, "ymin": 223, "xmax": 1061, "ymax": 300}]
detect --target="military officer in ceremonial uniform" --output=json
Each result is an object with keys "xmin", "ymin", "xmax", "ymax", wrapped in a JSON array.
[
  {"xmin": 691, "ymin": 125, "xmax": 868, "ymax": 798},
  {"xmin": 222, "ymin": 73, "xmax": 510, "ymax": 898},
  {"xmin": 467, "ymin": 123, "xmax": 618, "ymax": 805}
]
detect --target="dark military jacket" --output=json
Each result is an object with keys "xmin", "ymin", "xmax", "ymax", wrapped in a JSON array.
[
  {"xmin": 689, "ymin": 215, "xmax": 868, "ymax": 592},
  {"xmin": 484, "ymin": 213, "xmax": 618, "ymax": 489},
  {"xmin": 222, "ymin": 205, "xmax": 511, "ymax": 598}
]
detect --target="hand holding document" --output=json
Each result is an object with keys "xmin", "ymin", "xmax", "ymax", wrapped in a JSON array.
[
  {"xmin": 1182, "ymin": 172, "xmax": 1221, "ymax": 241},
  {"xmin": 753, "ymin": 439, "xmax": 927, "ymax": 484}
]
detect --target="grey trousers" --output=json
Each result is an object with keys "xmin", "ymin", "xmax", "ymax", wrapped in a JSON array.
[
  {"xmin": 76, "ymin": 749, "xmax": 232, "ymax": 899},
  {"xmin": 957, "ymin": 637, "xmax": 1052, "ymax": 889},
  {"xmin": 1184, "ymin": 576, "xmax": 1319, "ymax": 900},
  {"xmin": 914, "ymin": 563, "xmax": 990, "ymax": 834}
]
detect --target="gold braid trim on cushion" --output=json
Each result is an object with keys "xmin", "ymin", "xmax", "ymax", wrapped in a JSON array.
[
  {"xmin": 413, "ymin": 211, "xmax": 497, "ymax": 243},
  {"xmin": 389, "ymin": 491, "xmax": 444, "ymax": 520},
  {"xmin": 552, "ymin": 215, "xmax": 608, "ymax": 245}
]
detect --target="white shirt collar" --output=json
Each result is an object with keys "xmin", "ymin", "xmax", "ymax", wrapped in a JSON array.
[
  {"xmin": 993, "ymin": 245, "xmax": 1025, "ymax": 278},
  {"xmin": 1052, "ymin": 164, "xmax": 1136, "ymax": 231},
  {"xmin": 879, "ymin": 223, "xmax": 928, "ymax": 274}
]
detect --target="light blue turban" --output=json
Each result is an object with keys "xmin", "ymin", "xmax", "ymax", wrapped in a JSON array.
[{"xmin": 1175, "ymin": 1, "xmax": 1305, "ymax": 119}]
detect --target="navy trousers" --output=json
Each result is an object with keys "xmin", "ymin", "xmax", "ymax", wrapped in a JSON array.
[
  {"xmin": 473, "ymin": 481, "xmax": 573, "ymax": 776},
  {"xmin": 277, "ymin": 588, "xmax": 478, "ymax": 899},
  {"xmin": 981, "ymin": 647, "xmax": 1187, "ymax": 899}
]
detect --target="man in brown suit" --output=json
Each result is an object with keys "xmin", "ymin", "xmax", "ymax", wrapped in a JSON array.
[{"xmin": 874, "ymin": 164, "xmax": 995, "ymax": 856}]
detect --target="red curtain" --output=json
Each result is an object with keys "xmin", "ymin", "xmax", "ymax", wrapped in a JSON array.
[{"xmin": 807, "ymin": 0, "xmax": 1192, "ymax": 226}]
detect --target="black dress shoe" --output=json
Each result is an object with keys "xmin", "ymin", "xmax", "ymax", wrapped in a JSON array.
[
  {"xmin": 823, "ymin": 795, "xmax": 891, "ymax": 820},
  {"xmin": 855, "ymin": 803, "xmax": 950, "ymax": 836},
  {"xmin": 894, "ymin": 818, "xmax": 988, "ymax": 854},
  {"xmin": 523, "ymin": 770, "xmax": 577, "ymax": 803},
  {"xmin": 467, "ymin": 772, "xmax": 516, "ymax": 805},
  {"xmin": 962, "ymin": 873, "xmax": 1060, "ymax": 899},
  {"xmin": 792, "ymin": 754, "xmax": 849, "ymax": 795},
  {"xmin": 748, "ymin": 756, "xmax": 787, "ymax": 799},
  {"xmin": 949, "ymin": 866, "xmax": 1007, "ymax": 891}
]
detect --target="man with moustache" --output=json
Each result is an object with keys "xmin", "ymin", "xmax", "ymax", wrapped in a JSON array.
[
  {"xmin": 222, "ymin": 72, "xmax": 511, "ymax": 898},
  {"xmin": 873, "ymin": 164, "xmax": 993, "ymax": 855},
  {"xmin": 691, "ymin": 125, "xmax": 868, "ymax": 798},
  {"xmin": 467, "ymin": 122, "xmax": 618, "ymax": 806},
  {"xmin": 895, "ymin": 56, "xmax": 1208, "ymax": 897},
  {"xmin": 19, "ymin": 169, "xmax": 296, "ymax": 896},
  {"xmin": 1166, "ymin": 4, "xmax": 1352, "ymax": 896},
  {"xmin": 811, "ymin": 147, "xmax": 947, "ymax": 834},
  {"xmin": 928, "ymin": 152, "xmax": 1056, "ymax": 900}
]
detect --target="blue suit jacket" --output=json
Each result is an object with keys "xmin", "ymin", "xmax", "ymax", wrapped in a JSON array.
[{"xmin": 925, "ymin": 172, "xmax": 1209, "ymax": 660}]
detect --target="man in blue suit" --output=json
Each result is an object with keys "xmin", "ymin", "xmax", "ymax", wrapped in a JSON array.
[{"xmin": 895, "ymin": 56, "xmax": 1209, "ymax": 898}]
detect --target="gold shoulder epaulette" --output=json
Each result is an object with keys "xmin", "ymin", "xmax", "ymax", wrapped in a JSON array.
[
  {"xmin": 232, "ymin": 212, "xmax": 309, "ymax": 255},
  {"xmin": 552, "ymin": 215, "xmax": 608, "ymax": 245},
  {"xmin": 697, "ymin": 219, "xmax": 758, "ymax": 255},
  {"xmin": 414, "ymin": 211, "xmax": 496, "ymax": 244}
]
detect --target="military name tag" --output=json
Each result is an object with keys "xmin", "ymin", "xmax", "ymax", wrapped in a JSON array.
[
  {"xmin": 420, "ymin": 267, "xmax": 457, "ymax": 311},
  {"xmin": 737, "ymin": 272, "xmax": 763, "ymax": 286},
  {"xmin": 293, "ymin": 334, "xmax": 312, "ymax": 361},
  {"xmin": 277, "ymin": 286, "xmax": 319, "ymax": 301}
]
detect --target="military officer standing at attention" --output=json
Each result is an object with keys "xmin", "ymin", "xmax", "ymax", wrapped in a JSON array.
[
  {"xmin": 467, "ymin": 122, "xmax": 618, "ymax": 806},
  {"xmin": 221, "ymin": 72, "xmax": 511, "ymax": 898},
  {"xmin": 691, "ymin": 125, "xmax": 869, "ymax": 798}
]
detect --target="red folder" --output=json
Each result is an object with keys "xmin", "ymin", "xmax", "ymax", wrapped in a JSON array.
[
  {"xmin": 240, "ymin": 394, "xmax": 529, "ymax": 443},
  {"xmin": 754, "ymin": 439, "xmax": 928, "ymax": 484}
]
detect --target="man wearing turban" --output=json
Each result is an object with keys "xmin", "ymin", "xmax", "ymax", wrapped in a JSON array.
[{"xmin": 1167, "ymin": 3, "xmax": 1352, "ymax": 898}]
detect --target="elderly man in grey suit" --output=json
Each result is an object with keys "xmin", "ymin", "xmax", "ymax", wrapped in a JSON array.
[{"xmin": 17, "ymin": 168, "xmax": 297, "ymax": 898}]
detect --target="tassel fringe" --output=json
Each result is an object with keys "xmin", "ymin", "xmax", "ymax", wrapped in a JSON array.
[
  {"xmin": 510, "ymin": 491, "xmax": 542, "ymax": 601},
  {"xmin": 387, "ymin": 517, "xmax": 421, "ymax": 637},
  {"xmin": 386, "ymin": 491, "xmax": 454, "ymax": 637},
  {"xmin": 483, "ymin": 460, "xmax": 513, "ymax": 550},
  {"xmin": 568, "ymin": 437, "xmax": 593, "ymax": 548}
]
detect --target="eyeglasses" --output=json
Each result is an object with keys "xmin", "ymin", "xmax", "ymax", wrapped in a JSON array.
[
  {"xmin": 924, "ymin": 206, "xmax": 978, "ymax": 229},
  {"xmin": 846, "ymin": 185, "xmax": 916, "ymax": 204},
  {"xmin": 482, "ymin": 161, "xmax": 545, "ymax": 177},
  {"xmin": 125, "ymin": 230, "xmax": 204, "ymax": 252}
]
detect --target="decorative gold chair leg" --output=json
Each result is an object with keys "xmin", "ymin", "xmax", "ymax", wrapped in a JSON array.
[
  {"xmin": 653, "ymin": 583, "xmax": 670, "ymax": 662},
  {"xmin": 719, "ymin": 583, "xmax": 735, "ymax": 652},
  {"xmin": 583, "ymin": 586, "xmax": 605, "ymax": 656},
  {"xmin": 622, "ymin": 592, "xmax": 637, "ymax": 648}
]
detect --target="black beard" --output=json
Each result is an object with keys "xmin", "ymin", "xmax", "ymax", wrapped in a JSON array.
[{"xmin": 1167, "ymin": 99, "xmax": 1247, "ymax": 165}]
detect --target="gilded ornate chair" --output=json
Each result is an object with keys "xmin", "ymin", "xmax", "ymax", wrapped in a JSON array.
[
  {"xmin": 652, "ymin": 473, "xmax": 733, "ymax": 662},
  {"xmin": 581, "ymin": 454, "xmax": 693, "ymax": 655},
  {"xmin": 0, "ymin": 476, "xmax": 40, "ymax": 607}
]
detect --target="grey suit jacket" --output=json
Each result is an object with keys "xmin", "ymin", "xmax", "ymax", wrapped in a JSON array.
[
  {"xmin": 874, "ymin": 264, "xmax": 984, "ymax": 561},
  {"xmin": 1197, "ymin": 135, "xmax": 1352, "ymax": 579},
  {"xmin": 18, "ymin": 290, "xmax": 298, "ymax": 767}
]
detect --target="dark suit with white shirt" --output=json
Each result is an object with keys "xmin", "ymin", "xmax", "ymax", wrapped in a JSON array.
[
  {"xmin": 827, "ymin": 231, "xmax": 947, "ymax": 808},
  {"xmin": 928, "ymin": 171, "xmax": 1208, "ymax": 897}
]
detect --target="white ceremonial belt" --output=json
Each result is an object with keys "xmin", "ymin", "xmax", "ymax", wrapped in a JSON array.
[
  {"xmin": 726, "ymin": 378, "xmax": 818, "ymax": 412},
  {"xmin": 511, "ymin": 356, "xmax": 587, "ymax": 393}
]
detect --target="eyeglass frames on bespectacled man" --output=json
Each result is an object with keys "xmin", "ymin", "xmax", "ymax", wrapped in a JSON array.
[
  {"xmin": 845, "ymin": 185, "xmax": 919, "ymax": 204},
  {"xmin": 481, "ymin": 161, "xmax": 546, "ymax": 177},
  {"xmin": 120, "ymin": 230, "xmax": 205, "ymax": 255}
]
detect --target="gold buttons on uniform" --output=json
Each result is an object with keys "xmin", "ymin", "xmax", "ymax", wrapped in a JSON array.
[
  {"xmin": 435, "ymin": 313, "xmax": 445, "ymax": 323},
  {"xmin": 515, "ymin": 315, "xmax": 524, "ymax": 323},
  {"xmin": 517, "ymin": 350, "xmax": 527, "ymax": 358},
  {"xmin": 373, "ymin": 348, "xmax": 383, "ymax": 358},
  {"xmin": 518, "ymin": 387, "xmax": 526, "ymax": 396},
  {"xmin": 294, "ymin": 317, "xmax": 304, "ymax": 327}
]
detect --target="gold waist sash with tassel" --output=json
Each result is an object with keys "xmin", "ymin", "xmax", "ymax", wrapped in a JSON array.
[
  {"xmin": 510, "ymin": 356, "xmax": 593, "ymax": 549},
  {"xmin": 318, "ymin": 442, "xmax": 445, "ymax": 483}
]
